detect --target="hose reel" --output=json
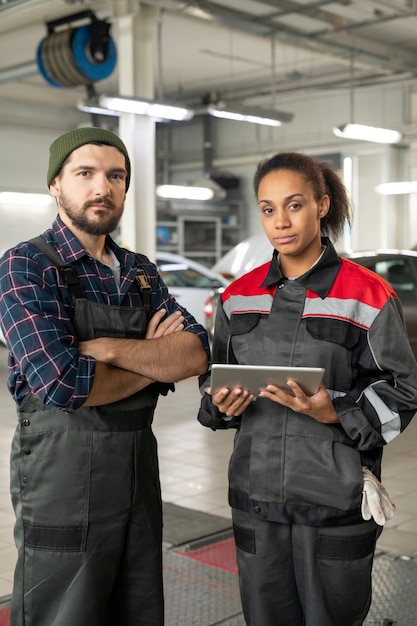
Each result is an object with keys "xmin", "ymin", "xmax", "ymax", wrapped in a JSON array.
[{"xmin": 36, "ymin": 10, "xmax": 117, "ymax": 88}]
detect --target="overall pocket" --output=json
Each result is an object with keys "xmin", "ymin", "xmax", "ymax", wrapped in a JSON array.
[{"xmin": 13, "ymin": 427, "xmax": 92, "ymax": 551}]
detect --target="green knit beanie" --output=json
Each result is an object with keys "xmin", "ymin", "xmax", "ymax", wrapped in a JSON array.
[{"xmin": 47, "ymin": 127, "xmax": 131, "ymax": 190}]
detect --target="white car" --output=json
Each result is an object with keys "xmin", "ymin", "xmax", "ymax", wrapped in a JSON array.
[
  {"xmin": 212, "ymin": 232, "xmax": 273, "ymax": 279},
  {"xmin": 156, "ymin": 251, "xmax": 230, "ymax": 327},
  {"xmin": 204, "ymin": 234, "xmax": 273, "ymax": 342}
]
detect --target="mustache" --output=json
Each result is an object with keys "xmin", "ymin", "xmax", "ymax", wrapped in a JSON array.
[{"xmin": 84, "ymin": 197, "xmax": 114, "ymax": 209}]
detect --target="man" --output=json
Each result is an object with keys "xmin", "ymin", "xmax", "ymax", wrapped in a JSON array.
[{"xmin": 0, "ymin": 126, "xmax": 209, "ymax": 626}]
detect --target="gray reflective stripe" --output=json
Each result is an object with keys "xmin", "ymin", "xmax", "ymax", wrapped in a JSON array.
[
  {"xmin": 303, "ymin": 297, "xmax": 380, "ymax": 330},
  {"xmin": 328, "ymin": 389, "xmax": 346, "ymax": 399},
  {"xmin": 363, "ymin": 385, "xmax": 401, "ymax": 443},
  {"xmin": 224, "ymin": 293, "xmax": 381, "ymax": 329},
  {"xmin": 223, "ymin": 293, "xmax": 274, "ymax": 318},
  {"xmin": 316, "ymin": 386, "xmax": 400, "ymax": 443}
]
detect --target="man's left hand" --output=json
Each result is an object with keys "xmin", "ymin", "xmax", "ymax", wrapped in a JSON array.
[{"xmin": 145, "ymin": 309, "xmax": 184, "ymax": 339}]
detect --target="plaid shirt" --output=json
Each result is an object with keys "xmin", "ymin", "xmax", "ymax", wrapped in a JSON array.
[{"xmin": 0, "ymin": 216, "xmax": 209, "ymax": 412}]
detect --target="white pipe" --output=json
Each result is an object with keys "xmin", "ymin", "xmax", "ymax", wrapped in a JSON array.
[{"xmin": 0, "ymin": 61, "xmax": 38, "ymax": 84}]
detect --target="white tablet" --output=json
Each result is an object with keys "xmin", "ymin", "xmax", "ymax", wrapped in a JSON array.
[{"xmin": 210, "ymin": 364, "xmax": 325, "ymax": 397}]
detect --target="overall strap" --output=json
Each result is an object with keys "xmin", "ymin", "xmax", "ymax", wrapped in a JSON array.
[
  {"xmin": 29, "ymin": 236, "xmax": 85, "ymax": 300},
  {"xmin": 29, "ymin": 236, "xmax": 152, "ymax": 307},
  {"xmin": 135, "ymin": 268, "xmax": 151, "ymax": 308}
]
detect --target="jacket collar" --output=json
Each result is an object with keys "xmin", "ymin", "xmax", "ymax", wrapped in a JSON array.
[{"xmin": 260, "ymin": 237, "xmax": 341, "ymax": 299}]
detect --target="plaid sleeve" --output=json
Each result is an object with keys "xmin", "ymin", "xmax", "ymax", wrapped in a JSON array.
[{"xmin": 0, "ymin": 247, "xmax": 95, "ymax": 412}]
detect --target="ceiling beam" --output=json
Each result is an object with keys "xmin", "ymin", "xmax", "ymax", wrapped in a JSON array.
[{"xmin": 173, "ymin": 0, "xmax": 417, "ymax": 77}]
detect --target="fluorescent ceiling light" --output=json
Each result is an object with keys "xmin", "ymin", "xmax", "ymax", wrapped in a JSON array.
[
  {"xmin": 78, "ymin": 95, "xmax": 193, "ymax": 122},
  {"xmin": 0, "ymin": 191, "xmax": 53, "ymax": 205},
  {"xmin": 333, "ymin": 123, "xmax": 402, "ymax": 144},
  {"xmin": 156, "ymin": 176, "xmax": 226, "ymax": 201},
  {"xmin": 185, "ymin": 6, "xmax": 213, "ymax": 20},
  {"xmin": 77, "ymin": 101, "xmax": 121, "ymax": 117},
  {"xmin": 156, "ymin": 184, "xmax": 214, "ymax": 201},
  {"xmin": 207, "ymin": 105, "xmax": 293, "ymax": 127},
  {"xmin": 78, "ymin": 95, "xmax": 293, "ymax": 127},
  {"xmin": 375, "ymin": 181, "xmax": 417, "ymax": 195},
  {"xmin": 83, "ymin": 95, "xmax": 194, "ymax": 122},
  {"xmin": 100, "ymin": 96, "xmax": 193, "ymax": 121}
]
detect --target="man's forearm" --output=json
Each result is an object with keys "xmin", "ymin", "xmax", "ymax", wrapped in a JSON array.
[
  {"xmin": 80, "ymin": 331, "xmax": 208, "ymax": 382},
  {"xmin": 83, "ymin": 361, "xmax": 155, "ymax": 406}
]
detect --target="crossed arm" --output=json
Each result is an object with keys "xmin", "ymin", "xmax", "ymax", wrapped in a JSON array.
[{"xmin": 81, "ymin": 309, "xmax": 208, "ymax": 407}]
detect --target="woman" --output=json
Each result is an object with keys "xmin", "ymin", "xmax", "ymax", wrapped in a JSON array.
[{"xmin": 198, "ymin": 152, "xmax": 417, "ymax": 626}]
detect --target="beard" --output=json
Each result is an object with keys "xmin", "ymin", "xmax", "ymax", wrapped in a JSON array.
[{"xmin": 59, "ymin": 192, "xmax": 123, "ymax": 236}]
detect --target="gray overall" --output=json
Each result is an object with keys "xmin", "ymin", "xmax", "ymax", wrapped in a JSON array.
[{"xmin": 10, "ymin": 238, "xmax": 167, "ymax": 626}]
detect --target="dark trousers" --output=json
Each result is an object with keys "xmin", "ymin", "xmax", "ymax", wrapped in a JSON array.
[
  {"xmin": 10, "ymin": 417, "xmax": 164, "ymax": 626},
  {"xmin": 232, "ymin": 508, "xmax": 381, "ymax": 626}
]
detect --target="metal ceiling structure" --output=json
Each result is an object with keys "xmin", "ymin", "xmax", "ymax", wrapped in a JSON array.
[{"xmin": 1, "ymin": 0, "xmax": 417, "ymax": 127}]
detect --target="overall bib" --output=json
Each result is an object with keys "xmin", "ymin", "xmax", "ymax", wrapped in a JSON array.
[{"xmin": 10, "ymin": 238, "xmax": 167, "ymax": 626}]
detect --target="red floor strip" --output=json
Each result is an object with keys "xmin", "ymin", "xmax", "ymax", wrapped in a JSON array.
[
  {"xmin": 177, "ymin": 536, "xmax": 238, "ymax": 574},
  {"xmin": 0, "ymin": 606, "xmax": 10, "ymax": 626}
]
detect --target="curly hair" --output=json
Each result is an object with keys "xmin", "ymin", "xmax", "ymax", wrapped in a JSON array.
[{"xmin": 253, "ymin": 152, "xmax": 352, "ymax": 242}]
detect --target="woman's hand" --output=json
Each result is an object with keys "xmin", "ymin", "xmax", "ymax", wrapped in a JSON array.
[
  {"xmin": 206, "ymin": 386, "xmax": 253, "ymax": 417},
  {"xmin": 259, "ymin": 381, "xmax": 339, "ymax": 423}
]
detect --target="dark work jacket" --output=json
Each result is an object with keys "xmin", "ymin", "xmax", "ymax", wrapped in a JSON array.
[{"xmin": 198, "ymin": 239, "xmax": 417, "ymax": 526}]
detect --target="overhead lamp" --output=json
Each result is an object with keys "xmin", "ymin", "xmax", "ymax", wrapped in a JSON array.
[
  {"xmin": 156, "ymin": 175, "xmax": 227, "ymax": 201},
  {"xmin": 0, "ymin": 192, "xmax": 54, "ymax": 206},
  {"xmin": 333, "ymin": 123, "xmax": 402, "ymax": 144},
  {"xmin": 77, "ymin": 101, "xmax": 121, "ymax": 117},
  {"xmin": 78, "ymin": 94, "xmax": 194, "ymax": 122},
  {"xmin": 333, "ymin": 55, "xmax": 402, "ymax": 145},
  {"xmin": 207, "ymin": 105, "xmax": 293, "ymax": 127},
  {"xmin": 375, "ymin": 181, "xmax": 417, "ymax": 195},
  {"xmin": 156, "ymin": 185, "xmax": 214, "ymax": 201}
]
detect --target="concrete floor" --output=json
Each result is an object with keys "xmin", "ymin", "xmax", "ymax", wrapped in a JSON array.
[{"xmin": 1, "ymin": 343, "xmax": 417, "ymax": 619}]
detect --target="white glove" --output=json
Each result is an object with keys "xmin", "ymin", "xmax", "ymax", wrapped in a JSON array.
[{"xmin": 361, "ymin": 466, "xmax": 396, "ymax": 526}]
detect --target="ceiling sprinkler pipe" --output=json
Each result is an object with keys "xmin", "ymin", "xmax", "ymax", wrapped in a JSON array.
[{"xmin": 0, "ymin": 61, "xmax": 38, "ymax": 84}]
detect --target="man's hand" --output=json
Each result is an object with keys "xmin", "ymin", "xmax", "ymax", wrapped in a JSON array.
[
  {"xmin": 79, "ymin": 310, "xmax": 184, "ymax": 361},
  {"xmin": 146, "ymin": 309, "xmax": 184, "ymax": 339},
  {"xmin": 362, "ymin": 467, "xmax": 396, "ymax": 526},
  {"xmin": 79, "ymin": 309, "xmax": 207, "ymax": 382},
  {"xmin": 80, "ymin": 309, "xmax": 194, "ymax": 406}
]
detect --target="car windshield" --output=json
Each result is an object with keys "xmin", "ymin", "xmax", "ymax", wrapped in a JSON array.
[{"xmin": 158, "ymin": 261, "xmax": 224, "ymax": 289}]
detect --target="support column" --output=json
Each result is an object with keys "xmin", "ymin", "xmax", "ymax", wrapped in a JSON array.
[
  {"xmin": 380, "ymin": 146, "xmax": 396, "ymax": 249},
  {"xmin": 380, "ymin": 145, "xmax": 410, "ymax": 249},
  {"xmin": 114, "ymin": 3, "xmax": 159, "ymax": 260},
  {"xmin": 392, "ymin": 145, "xmax": 410, "ymax": 249}
]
